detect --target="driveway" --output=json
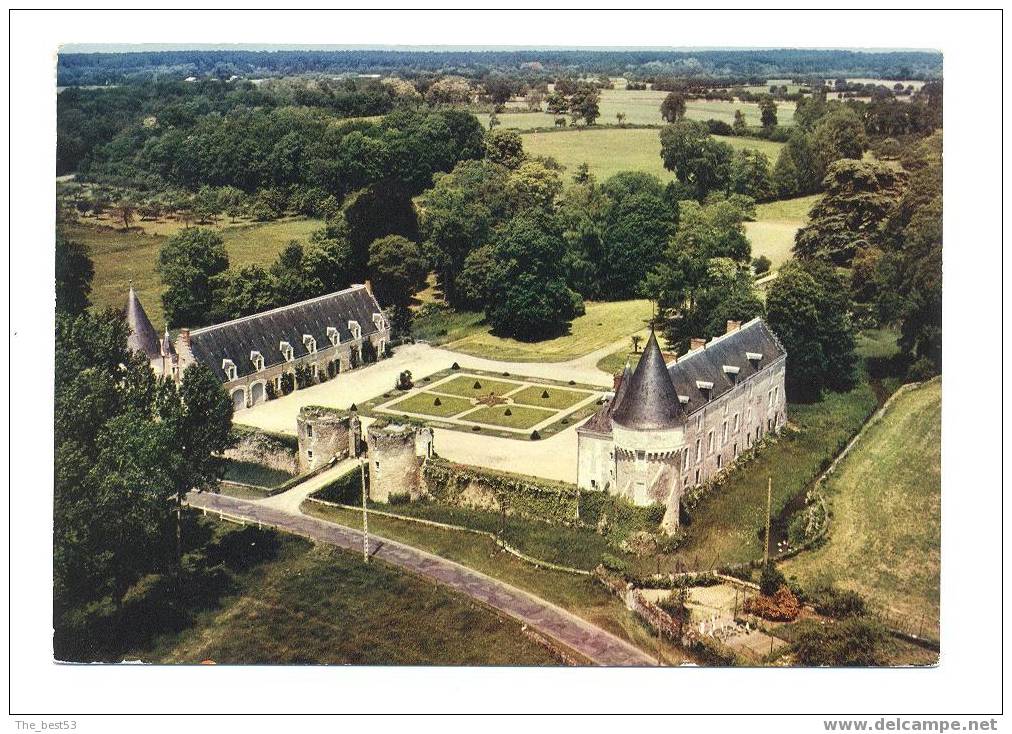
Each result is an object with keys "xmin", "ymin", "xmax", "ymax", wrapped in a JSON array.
[{"xmin": 187, "ymin": 490, "xmax": 654, "ymax": 667}]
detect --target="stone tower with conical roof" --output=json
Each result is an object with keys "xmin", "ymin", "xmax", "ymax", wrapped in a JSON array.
[{"xmin": 125, "ymin": 286, "xmax": 162, "ymax": 362}]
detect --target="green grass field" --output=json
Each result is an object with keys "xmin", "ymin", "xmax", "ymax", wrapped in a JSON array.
[
  {"xmin": 138, "ymin": 533, "xmax": 559, "ymax": 665},
  {"xmin": 221, "ymin": 459, "xmax": 295, "ymax": 489},
  {"xmin": 466, "ymin": 404, "xmax": 557, "ymax": 430},
  {"xmin": 66, "ymin": 217, "xmax": 326, "ymax": 328},
  {"xmin": 782, "ymin": 379, "xmax": 941, "ymax": 639},
  {"xmin": 303, "ymin": 501, "xmax": 691, "ymax": 665},
  {"xmin": 489, "ymin": 88, "xmax": 796, "ymax": 130},
  {"xmin": 432, "ymin": 375, "xmax": 522, "ymax": 398},
  {"xmin": 520, "ymin": 128, "xmax": 784, "ymax": 183},
  {"xmin": 509, "ymin": 385, "xmax": 594, "ymax": 410},
  {"xmin": 385, "ymin": 392, "xmax": 474, "ymax": 418},
  {"xmin": 443, "ymin": 299, "xmax": 652, "ymax": 362},
  {"xmin": 746, "ymin": 194, "xmax": 822, "ymax": 270}
]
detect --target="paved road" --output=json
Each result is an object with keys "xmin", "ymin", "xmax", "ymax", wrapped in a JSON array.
[{"xmin": 187, "ymin": 490, "xmax": 654, "ymax": 667}]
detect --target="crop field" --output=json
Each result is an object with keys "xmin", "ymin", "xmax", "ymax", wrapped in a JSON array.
[
  {"xmin": 782, "ymin": 379, "xmax": 941, "ymax": 640},
  {"xmin": 520, "ymin": 128, "xmax": 783, "ymax": 184},
  {"xmin": 488, "ymin": 88, "xmax": 797, "ymax": 130},
  {"xmin": 64, "ymin": 216, "xmax": 325, "ymax": 328},
  {"xmin": 374, "ymin": 371, "xmax": 600, "ymax": 436},
  {"xmin": 138, "ymin": 533, "xmax": 559, "ymax": 665},
  {"xmin": 442, "ymin": 299, "xmax": 653, "ymax": 362}
]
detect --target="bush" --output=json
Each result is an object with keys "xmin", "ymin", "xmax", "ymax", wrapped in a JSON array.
[
  {"xmin": 279, "ymin": 372, "xmax": 295, "ymax": 395},
  {"xmin": 600, "ymin": 553, "xmax": 629, "ymax": 574},
  {"xmin": 569, "ymin": 289, "xmax": 586, "ymax": 317},
  {"xmin": 530, "ymin": 430, "xmax": 541, "ymax": 440},
  {"xmin": 759, "ymin": 561, "xmax": 786, "ymax": 596},
  {"xmin": 744, "ymin": 585, "xmax": 801, "ymax": 621},
  {"xmin": 753, "ymin": 254, "xmax": 772, "ymax": 276},
  {"xmin": 793, "ymin": 617, "xmax": 887, "ymax": 666},
  {"xmin": 807, "ymin": 583, "xmax": 868, "ymax": 619},
  {"xmin": 706, "ymin": 119, "xmax": 734, "ymax": 135},
  {"xmin": 907, "ymin": 357, "xmax": 938, "ymax": 382},
  {"xmin": 396, "ymin": 370, "xmax": 414, "ymax": 390}
]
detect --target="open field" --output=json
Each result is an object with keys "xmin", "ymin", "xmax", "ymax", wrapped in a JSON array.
[
  {"xmin": 303, "ymin": 501, "xmax": 690, "ymax": 665},
  {"xmin": 520, "ymin": 128, "xmax": 784, "ymax": 183},
  {"xmin": 441, "ymin": 299, "xmax": 652, "ymax": 362},
  {"xmin": 782, "ymin": 378, "xmax": 941, "ymax": 640},
  {"xmin": 745, "ymin": 194, "xmax": 821, "ymax": 270},
  {"xmin": 64, "ymin": 217, "xmax": 325, "ymax": 328},
  {"xmin": 488, "ymin": 88, "xmax": 796, "ymax": 130},
  {"xmin": 137, "ymin": 533, "xmax": 560, "ymax": 665}
]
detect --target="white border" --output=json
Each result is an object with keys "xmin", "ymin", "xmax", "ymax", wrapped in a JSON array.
[{"xmin": 7, "ymin": 6, "xmax": 1006, "ymax": 725}]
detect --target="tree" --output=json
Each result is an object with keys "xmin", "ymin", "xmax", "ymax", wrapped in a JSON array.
[
  {"xmin": 113, "ymin": 200, "xmax": 136, "ymax": 229},
  {"xmin": 729, "ymin": 149, "xmax": 773, "ymax": 202},
  {"xmin": 811, "ymin": 107, "xmax": 869, "ymax": 174},
  {"xmin": 211, "ymin": 264, "xmax": 277, "ymax": 321},
  {"xmin": 766, "ymin": 259, "xmax": 857, "ymax": 400},
  {"xmin": 732, "ymin": 109, "xmax": 747, "ymax": 135},
  {"xmin": 505, "ymin": 160, "xmax": 563, "ymax": 212},
  {"xmin": 157, "ymin": 228, "xmax": 229, "ymax": 327},
  {"xmin": 771, "ymin": 146, "xmax": 802, "ymax": 199},
  {"xmin": 616, "ymin": 112, "xmax": 627, "ymax": 127},
  {"xmin": 568, "ymin": 84, "xmax": 600, "ymax": 126},
  {"xmin": 484, "ymin": 128, "xmax": 525, "ymax": 169},
  {"xmin": 545, "ymin": 91, "xmax": 568, "ymax": 116},
  {"xmin": 367, "ymin": 235, "xmax": 430, "ymax": 307},
  {"xmin": 659, "ymin": 120, "xmax": 734, "ymax": 199},
  {"xmin": 343, "ymin": 185, "xmax": 420, "ymax": 280},
  {"xmin": 484, "ymin": 211, "xmax": 576, "ymax": 340},
  {"xmin": 269, "ymin": 241, "xmax": 324, "ymax": 306},
  {"xmin": 631, "ymin": 335, "xmax": 643, "ymax": 353},
  {"xmin": 55, "ymin": 234, "xmax": 94, "ymax": 315},
  {"xmin": 455, "ymin": 244, "xmax": 497, "ymax": 311},
  {"xmin": 758, "ymin": 96, "xmax": 778, "ymax": 129},
  {"xmin": 660, "ymin": 92, "xmax": 687, "ymax": 123},
  {"xmin": 794, "ymin": 160, "xmax": 907, "ymax": 265}
]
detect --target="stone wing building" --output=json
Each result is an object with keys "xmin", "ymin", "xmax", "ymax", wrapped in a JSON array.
[
  {"xmin": 577, "ymin": 318, "xmax": 787, "ymax": 530},
  {"xmin": 125, "ymin": 283, "xmax": 390, "ymax": 411}
]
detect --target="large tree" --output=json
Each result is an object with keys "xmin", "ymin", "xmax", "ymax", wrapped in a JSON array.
[
  {"xmin": 157, "ymin": 227, "xmax": 229, "ymax": 327},
  {"xmin": 660, "ymin": 92, "xmax": 687, "ymax": 123},
  {"xmin": 367, "ymin": 235, "xmax": 430, "ymax": 307},
  {"xmin": 659, "ymin": 120, "xmax": 734, "ymax": 199},
  {"xmin": 55, "ymin": 234, "xmax": 94, "ymax": 316},
  {"xmin": 766, "ymin": 259, "xmax": 857, "ymax": 400},
  {"xmin": 342, "ymin": 184, "xmax": 419, "ymax": 280},
  {"xmin": 793, "ymin": 160, "xmax": 907, "ymax": 265},
  {"xmin": 484, "ymin": 128, "xmax": 525, "ymax": 169},
  {"xmin": 758, "ymin": 96, "xmax": 778, "ymax": 129}
]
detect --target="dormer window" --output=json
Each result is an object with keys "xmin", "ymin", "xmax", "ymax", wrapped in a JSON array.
[
  {"xmin": 280, "ymin": 341, "xmax": 294, "ymax": 362},
  {"xmin": 373, "ymin": 312, "xmax": 386, "ymax": 331},
  {"xmin": 723, "ymin": 364, "xmax": 740, "ymax": 385},
  {"xmin": 696, "ymin": 380, "xmax": 714, "ymax": 401},
  {"xmin": 250, "ymin": 351, "xmax": 264, "ymax": 372},
  {"xmin": 222, "ymin": 358, "xmax": 238, "ymax": 381},
  {"xmin": 677, "ymin": 395, "xmax": 689, "ymax": 405},
  {"xmin": 746, "ymin": 352, "xmax": 763, "ymax": 369},
  {"xmin": 348, "ymin": 320, "xmax": 362, "ymax": 340},
  {"xmin": 303, "ymin": 334, "xmax": 317, "ymax": 354},
  {"xmin": 327, "ymin": 326, "xmax": 340, "ymax": 346}
]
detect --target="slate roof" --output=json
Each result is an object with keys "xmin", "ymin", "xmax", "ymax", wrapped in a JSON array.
[
  {"xmin": 611, "ymin": 330, "xmax": 684, "ymax": 431},
  {"xmin": 125, "ymin": 286, "xmax": 161, "ymax": 361},
  {"xmin": 667, "ymin": 318, "xmax": 785, "ymax": 413},
  {"xmin": 187, "ymin": 285, "xmax": 385, "ymax": 382},
  {"xmin": 579, "ymin": 318, "xmax": 786, "ymax": 435}
]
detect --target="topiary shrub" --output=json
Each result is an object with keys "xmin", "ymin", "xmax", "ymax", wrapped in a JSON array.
[
  {"xmin": 568, "ymin": 380, "xmax": 576, "ymax": 385},
  {"xmin": 504, "ymin": 408, "xmax": 512, "ymax": 416},
  {"xmin": 472, "ymin": 425, "xmax": 481, "ymax": 431},
  {"xmin": 433, "ymin": 397, "xmax": 442, "ymax": 406},
  {"xmin": 451, "ymin": 362, "xmax": 460, "ymax": 370},
  {"xmin": 541, "ymin": 389, "xmax": 550, "ymax": 399},
  {"xmin": 530, "ymin": 429, "xmax": 541, "ymax": 440},
  {"xmin": 473, "ymin": 380, "xmax": 482, "ymax": 389}
]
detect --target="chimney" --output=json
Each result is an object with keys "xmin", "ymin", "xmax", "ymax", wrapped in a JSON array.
[
  {"xmin": 179, "ymin": 328, "xmax": 190, "ymax": 350},
  {"xmin": 726, "ymin": 320, "xmax": 742, "ymax": 335},
  {"xmin": 690, "ymin": 337, "xmax": 706, "ymax": 351}
]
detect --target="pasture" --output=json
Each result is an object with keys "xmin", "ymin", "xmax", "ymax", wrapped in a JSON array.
[
  {"xmin": 138, "ymin": 533, "xmax": 558, "ymax": 665},
  {"xmin": 745, "ymin": 194, "xmax": 822, "ymax": 271},
  {"xmin": 65, "ymin": 216, "xmax": 325, "ymax": 328},
  {"xmin": 782, "ymin": 378, "xmax": 941, "ymax": 640},
  {"xmin": 520, "ymin": 128, "xmax": 784, "ymax": 186},
  {"xmin": 488, "ymin": 87, "xmax": 796, "ymax": 130}
]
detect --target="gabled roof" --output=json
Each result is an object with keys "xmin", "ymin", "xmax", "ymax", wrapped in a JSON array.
[
  {"xmin": 125, "ymin": 287, "xmax": 161, "ymax": 361},
  {"xmin": 668, "ymin": 318, "xmax": 785, "ymax": 412},
  {"xmin": 187, "ymin": 285, "xmax": 385, "ymax": 382},
  {"xmin": 611, "ymin": 330, "xmax": 683, "ymax": 431}
]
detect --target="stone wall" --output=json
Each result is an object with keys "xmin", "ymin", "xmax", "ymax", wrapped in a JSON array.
[{"xmin": 225, "ymin": 429, "xmax": 299, "ymax": 475}]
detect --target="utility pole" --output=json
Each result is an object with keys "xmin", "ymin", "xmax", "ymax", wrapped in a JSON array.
[
  {"xmin": 361, "ymin": 457, "xmax": 369, "ymax": 564},
  {"xmin": 765, "ymin": 477, "xmax": 772, "ymax": 565}
]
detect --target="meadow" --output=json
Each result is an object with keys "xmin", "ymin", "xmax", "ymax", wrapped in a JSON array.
[
  {"xmin": 744, "ymin": 194, "xmax": 822, "ymax": 270},
  {"xmin": 138, "ymin": 532, "xmax": 560, "ymax": 665},
  {"xmin": 782, "ymin": 378, "xmax": 941, "ymax": 640},
  {"xmin": 440, "ymin": 299, "xmax": 653, "ymax": 362},
  {"xmin": 66, "ymin": 216, "xmax": 325, "ymax": 328},
  {"xmin": 487, "ymin": 87, "xmax": 797, "ymax": 130},
  {"xmin": 520, "ymin": 127, "xmax": 784, "ymax": 183}
]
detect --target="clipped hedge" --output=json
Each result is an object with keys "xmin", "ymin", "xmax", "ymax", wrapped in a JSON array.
[{"xmin": 422, "ymin": 458, "xmax": 579, "ymax": 525}]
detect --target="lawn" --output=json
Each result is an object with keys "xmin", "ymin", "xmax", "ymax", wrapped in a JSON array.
[
  {"xmin": 302, "ymin": 501, "xmax": 691, "ymax": 665},
  {"xmin": 221, "ymin": 459, "xmax": 295, "ymax": 489},
  {"xmin": 653, "ymin": 367, "xmax": 898, "ymax": 574},
  {"xmin": 520, "ymin": 128, "xmax": 784, "ymax": 183},
  {"xmin": 596, "ymin": 348, "xmax": 643, "ymax": 377},
  {"xmin": 745, "ymin": 194, "xmax": 821, "ymax": 271},
  {"xmin": 65, "ymin": 216, "xmax": 325, "ymax": 328},
  {"xmin": 409, "ymin": 307, "xmax": 486, "ymax": 345},
  {"xmin": 384, "ymin": 392, "xmax": 474, "ymax": 418},
  {"xmin": 466, "ymin": 404, "xmax": 557, "ymax": 430},
  {"xmin": 508, "ymin": 385, "xmax": 594, "ymax": 410},
  {"xmin": 138, "ymin": 532, "xmax": 560, "ymax": 665},
  {"xmin": 431, "ymin": 375, "xmax": 523, "ymax": 398},
  {"xmin": 782, "ymin": 378, "xmax": 941, "ymax": 640},
  {"xmin": 442, "ymin": 299, "xmax": 652, "ymax": 362},
  {"xmin": 489, "ymin": 88, "xmax": 796, "ymax": 130}
]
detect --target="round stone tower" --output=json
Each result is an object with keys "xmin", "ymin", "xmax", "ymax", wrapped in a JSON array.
[
  {"xmin": 296, "ymin": 406, "xmax": 361, "ymax": 472},
  {"xmin": 610, "ymin": 330, "xmax": 687, "ymax": 516},
  {"xmin": 366, "ymin": 421, "xmax": 432, "ymax": 503}
]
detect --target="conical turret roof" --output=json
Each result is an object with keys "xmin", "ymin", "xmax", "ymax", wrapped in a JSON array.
[
  {"xmin": 611, "ymin": 330, "xmax": 682, "ymax": 430},
  {"xmin": 125, "ymin": 287, "xmax": 161, "ymax": 360}
]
